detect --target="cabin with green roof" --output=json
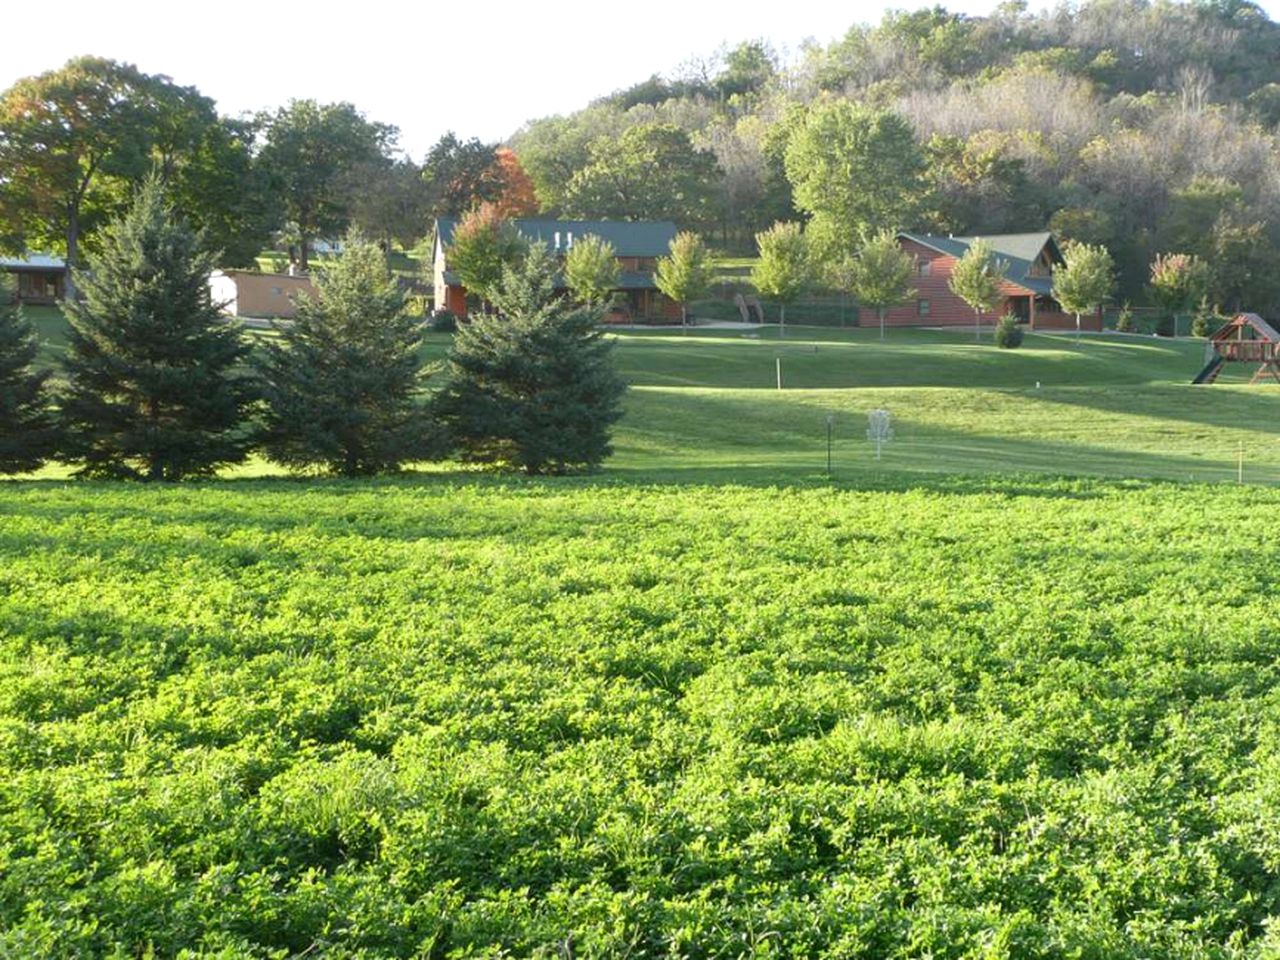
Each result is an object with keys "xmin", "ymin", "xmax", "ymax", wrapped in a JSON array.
[
  {"xmin": 860, "ymin": 233, "xmax": 1101, "ymax": 332},
  {"xmin": 432, "ymin": 218, "xmax": 681, "ymax": 322}
]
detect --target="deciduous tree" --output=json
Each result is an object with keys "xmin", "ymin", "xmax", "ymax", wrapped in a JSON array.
[
  {"xmin": 949, "ymin": 239, "xmax": 1008, "ymax": 342},
  {"xmin": 59, "ymin": 177, "xmax": 254, "ymax": 480},
  {"xmin": 421, "ymin": 132, "xmax": 500, "ymax": 218},
  {"xmin": 1149, "ymin": 252, "xmax": 1210, "ymax": 334},
  {"xmin": 258, "ymin": 235, "xmax": 431, "ymax": 476},
  {"xmin": 446, "ymin": 203, "xmax": 529, "ymax": 306},
  {"xmin": 750, "ymin": 221, "xmax": 811, "ymax": 336},
  {"xmin": 0, "ymin": 57, "xmax": 156, "ymax": 298},
  {"xmin": 1054, "ymin": 241, "xmax": 1116, "ymax": 340},
  {"xmin": 842, "ymin": 230, "xmax": 916, "ymax": 340},
  {"xmin": 655, "ymin": 231, "xmax": 714, "ymax": 330},
  {"xmin": 485, "ymin": 148, "xmax": 539, "ymax": 218},
  {"xmin": 563, "ymin": 234, "xmax": 620, "ymax": 307},
  {"xmin": 258, "ymin": 99, "xmax": 395, "ymax": 270},
  {"xmin": 784, "ymin": 102, "xmax": 924, "ymax": 258},
  {"xmin": 563, "ymin": 124, "xmax": 720, "ymax": 226}
]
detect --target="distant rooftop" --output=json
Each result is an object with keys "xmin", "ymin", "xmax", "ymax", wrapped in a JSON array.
[
  {"xmin": 0, "ymin": 254, "xmax": 65, "ymax": 270},
  {"xmin": 435, "ymin": 218, "xmax": 678, "ymax": 258},
  {"xmin": 901, "ymin": 232, "xmax": 1061, "ymax": 296}
]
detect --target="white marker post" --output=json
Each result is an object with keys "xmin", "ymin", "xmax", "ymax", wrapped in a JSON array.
[
  {"xmin": 776, "ymin": 357, "xmax": 782, "ymax": 390},
  {"xmin": 867, "ymin": 409, "xmax": 894, "ymax": 460}
]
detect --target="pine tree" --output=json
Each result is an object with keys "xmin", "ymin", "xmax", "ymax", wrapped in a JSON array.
[
  {"xmin": 435, "ymin": 244, "xmax": 625, "ymax": 474},
  {"xmin": 60, "ymin": 177, "xmax": 254, "ymax": 480},
  {"xmin": 258, "ymin": 235, "xmax": 431, "ymax": 476},
  {"xmin": 0, "ymin": 279, "xmax": 57, "ymax": 474}
]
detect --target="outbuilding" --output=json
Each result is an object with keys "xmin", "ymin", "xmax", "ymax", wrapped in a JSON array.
[
  {"xmin": 1, "ymin": 254, "xmax": 66, "ymax": 304},
  {"xmin": 209, "ymin": 270, "xmax": 317, "ymax": 319}
]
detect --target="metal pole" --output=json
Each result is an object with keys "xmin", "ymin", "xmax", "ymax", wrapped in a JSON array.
[
  {"xmin": 776, "ymin": 357, "xmax": 782, "ymax": 390},
  {"xmin": 826, "ymin": 415, "xmax": 833, "ymax": 477}
]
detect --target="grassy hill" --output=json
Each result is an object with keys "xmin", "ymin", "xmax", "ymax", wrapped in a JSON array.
[{"xmin": 20, "ymin": 310, "xmax": 1279, "ymax": 485}]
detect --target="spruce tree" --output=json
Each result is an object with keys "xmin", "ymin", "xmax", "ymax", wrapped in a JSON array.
[
  {"xmin": 258, "ymin": 236, "xmax": 430, "ymax": 476},
  {"xmin": 0, "ymin": 278, "xmax": 57, "ymax": 474},
  {"xmin": 60, "ymin": 177, "xmax": 254, "ymax": 480},
  {"xmin": 436, "ymin": 244, "xmax": 625, "ymax": 474}
]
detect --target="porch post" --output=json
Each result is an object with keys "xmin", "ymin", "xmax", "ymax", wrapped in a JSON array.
[{"xmin": 1029, "ymin": 295, "xmax": 1036, "ymax": 330}]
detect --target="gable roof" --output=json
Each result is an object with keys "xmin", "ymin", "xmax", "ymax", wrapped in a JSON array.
[
  {"xmin": 1210, "ymin": 312, "xmax": 1280, "ymax": 343},
  {"xmin": 900, "ymin": 232, "xmax": 1061, "ymax": 296},
  {"xmin": 435, "ymin": 218, "xmax": 678, "ymax": 259}
]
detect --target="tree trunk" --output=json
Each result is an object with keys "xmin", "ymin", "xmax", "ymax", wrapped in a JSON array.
[
  {"xmin": 975, "ymin": 308, "xmax": 981, "ymax": 343},
  {"xmin": 879, "ymin": 307, "xmax": 886, "ymax": 341},
  {"xmin": 299, "ymin": 236, "xmax": 310, "ymax": 273},
  {"xmin": 780, "ymin": 303, "xmax": 786, "ymax": 338},
  {"xmin": 681, "ymin": 303, "xmax": 687, "ymax": 336},
  {"xmin": 64, "ymin": 206, "xmax": 79, "ymax": 303}
]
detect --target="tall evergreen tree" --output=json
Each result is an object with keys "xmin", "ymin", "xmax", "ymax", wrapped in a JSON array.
[
  {"xmin": 258, "ymin": 235, "xmax": 430, "ymax": 476},
  {"xmin": 59, "ymin": 177, "xmax": 254, "ymax": 480},
  {"xmin": 0, "ymin": 278, "xmax": 57, "ymax": 474},
  {"xmin": 435, "ymin": 244, "xmax": 625, "ymax": 475}
]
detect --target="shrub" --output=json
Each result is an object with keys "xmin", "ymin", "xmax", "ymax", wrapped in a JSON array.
[
  {"xmin": 1191, "ymin": 301, "xmax": 1226, "ymax": 338},
  {"xmin": 1114, "ymin": 303, "xmax": 1136, "ymax": 332},
  {"xmin": 1155, "ymin": 314, "xmax": 1176, "ymax": 337},
  {"xmin": 431, "ymin": 309, "xmax": 458, "ymax": 333},
  {"xmin": 994, "ymin": 314, "xmax": 1024, "ymax": 349}
]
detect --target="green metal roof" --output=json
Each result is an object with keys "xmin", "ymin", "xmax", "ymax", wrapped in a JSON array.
[
  {"xmin": 900, "ymin": 232, "xmax": 1061, "ymax": 296},
  {"xmin": 442, "ymin": 268, "xmax": 660, "ymax": 291},
  {"xmin": 0, "ymin": 254, "xmax": 65, "ymax": 271},
  {"xmin": 435, "ymin": 218, "xmax": 677, "ymax": 258}
]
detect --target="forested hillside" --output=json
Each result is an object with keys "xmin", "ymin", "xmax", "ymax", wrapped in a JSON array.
[
  {"xmin": 5, "ymin": 2, "xmax": 1280, "ymax": 312},
  {"xmin": 509, "ymin": 0, "xmax": 1280, "ymax": 307}
]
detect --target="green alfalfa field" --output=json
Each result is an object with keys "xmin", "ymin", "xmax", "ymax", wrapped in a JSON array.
[{"xmin": 4, "ymin": 320, "xmax": 1280, "ymax": 956}]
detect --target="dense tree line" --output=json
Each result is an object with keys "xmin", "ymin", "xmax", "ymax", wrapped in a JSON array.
[
  {"xmin": 7, "ymin": 1, "xmax": 1280, "ymax": 315},
  {"xmin": 0, "ymin": 59, "xmax": 540, "ymax": 280},
  {"xmin": 508, "ymin": 0, "xmax": 1280, "ymax": 311}
]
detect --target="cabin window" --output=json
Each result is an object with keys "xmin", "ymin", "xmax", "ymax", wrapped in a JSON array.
[
  {"xmin": 917, "ymin": 299, "xmax": 931, "ymax": 316},
  {"xmin": 271, "ymin": 286, "xmax": 283, "ymax": 295},
  {"xmin": 918, "ymin": 260, "xmax": 931, "ymax": 277}
]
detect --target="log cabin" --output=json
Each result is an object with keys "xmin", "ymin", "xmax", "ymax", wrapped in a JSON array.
[
  {"xmin": 432, "ymin": 218, "xmax": 682, "ymax": 322},
  {"xmin": 858, "ymin": 232, "xmax": 1102, "ymax": 331}
]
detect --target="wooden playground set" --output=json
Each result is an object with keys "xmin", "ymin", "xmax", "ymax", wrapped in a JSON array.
[{"xmin": 1193, "ymin": 313, "xmax": 1280, "ymax": 384}]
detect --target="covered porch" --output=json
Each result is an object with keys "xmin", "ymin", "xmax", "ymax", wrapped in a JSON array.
[{"xmin": 1003, "ymin": 291, "xmax": 1102, "ymax": 331}]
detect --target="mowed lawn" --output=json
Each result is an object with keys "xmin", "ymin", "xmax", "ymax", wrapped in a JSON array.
[{"xmin": 20, "ymin": 307, "xmax": 1280, "ymax": 486}]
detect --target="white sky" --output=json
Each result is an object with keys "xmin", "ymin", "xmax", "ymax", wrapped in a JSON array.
[{"xmin": 5, "ymin": 0, "xmax": 1280, "ymax": 159}]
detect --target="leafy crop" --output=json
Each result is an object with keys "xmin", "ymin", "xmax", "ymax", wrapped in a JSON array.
[{"xmin": 2, "ymin": 474, "xmax": 1280, "ymax": 956}]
